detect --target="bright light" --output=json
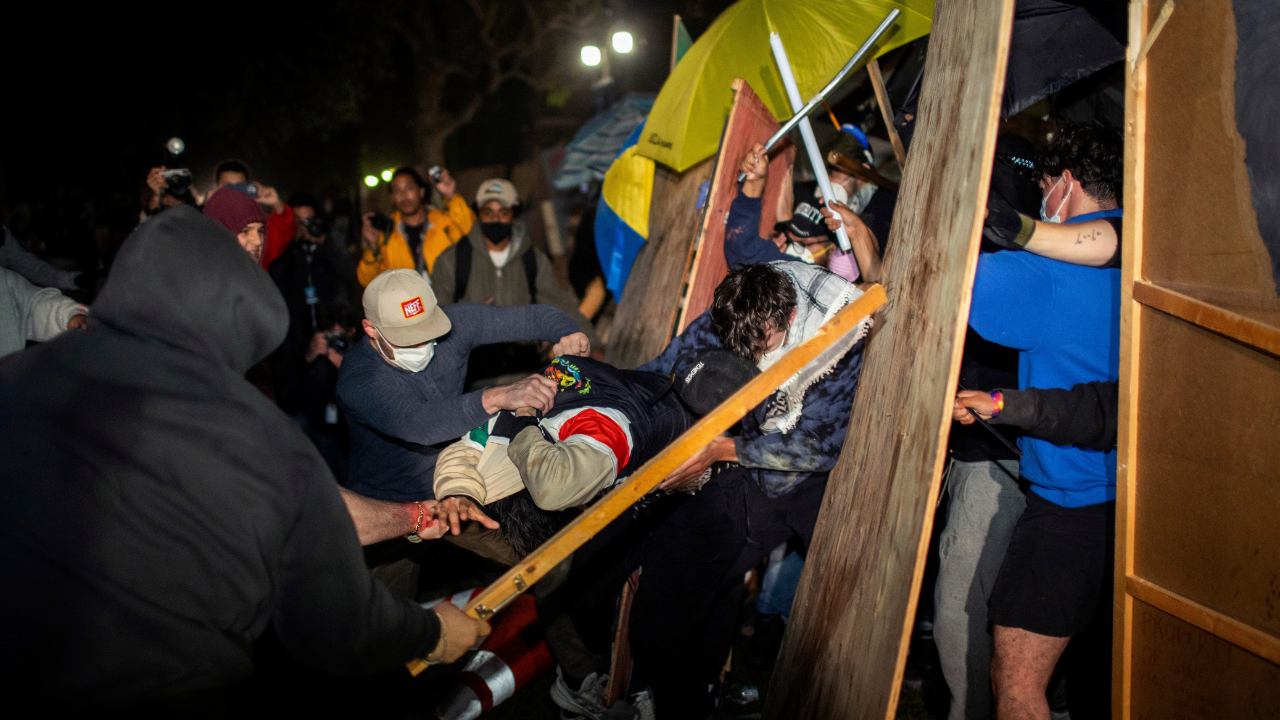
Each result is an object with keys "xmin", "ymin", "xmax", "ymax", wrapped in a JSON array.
[
  {"xmin": 611, "ymin": 31, "xmax": 633, "ymax": 54},
  {"xmin": 364, "ymin": 175, "xmax": 379, "ymax": 187},
  {"xmin": 581, "ymin": 45, "xmax": 602, "ymax": 66},
  {"xmin": 381, "ymin": 169, "xmax": 394, "ymax": 182}
]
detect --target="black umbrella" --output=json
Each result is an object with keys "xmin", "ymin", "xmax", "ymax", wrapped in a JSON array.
[{"xmin": 1002, "ymin": 0, "xmax": 1126, "ymax": 118}]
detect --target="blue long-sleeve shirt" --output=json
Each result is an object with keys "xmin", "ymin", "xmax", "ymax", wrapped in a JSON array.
[
  {"xmin": 640, "ymin": 311, "xmax": 864, "ymax": 497},
  {"xmin": 338, "ymin": 302, "xmax": 579, "ymax": 502},
  {"xmin": 724, "ymin": 194, "xmax": 789, "ymax": 268},
  {"xmin": 968, "ymin": 243, "xmax": 1121, "ymax": 508}
]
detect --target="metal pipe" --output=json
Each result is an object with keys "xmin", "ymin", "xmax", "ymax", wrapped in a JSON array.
[
  {"xmin": 770, "ymin": 32, "xmax": 852, "ymax": 251},
  {"xmin": 750, "ymin": 8, "xmax": 900, "ymax": 168}
]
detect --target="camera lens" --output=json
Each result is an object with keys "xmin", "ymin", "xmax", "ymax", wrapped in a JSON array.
[{"xmin": 166, "ymin": 137, "xmax": 185, "ymax": 155}]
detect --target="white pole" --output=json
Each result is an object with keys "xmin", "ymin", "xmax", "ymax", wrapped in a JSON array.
[{"xmin": 770, "ymin": 32, "xmax": 852, "ymax": 252}]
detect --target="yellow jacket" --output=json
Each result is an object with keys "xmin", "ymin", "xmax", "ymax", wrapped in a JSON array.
[{"xmin": 356, "ymin": 194, "xmax": 475, "ymax": 286}]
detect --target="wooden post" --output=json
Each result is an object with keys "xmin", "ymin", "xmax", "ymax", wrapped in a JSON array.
[
  {"xmin": 867, "ymin": 58, "xmax": 908, "ymax": 169},
  {"xmin": 408, "ymin": 285, "xmax": 887, "ymax": 676},
  {"xmin": 763, "ymin": 0, "xmax": 1016, "ymax": 717}
]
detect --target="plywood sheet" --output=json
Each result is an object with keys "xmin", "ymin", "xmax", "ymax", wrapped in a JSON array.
[
  {"xmin": 1132, "ymin": 306, "xmax": 1280, "ymax": 637},
  {"xmin": 1141, "ymin": 0, "xmax": 1277, "ymax": 297},
  {"xmin": 605, "ymin": 158, "xmax": 713, "ymax": 369},
  {"xmin": 1130, "ymin": 600, "xmax": 1280, "ymax": 720},
  {"xmin": 763, "ymin": 1, "xmax": 1016, "ymax": 717},
  {"xmin": 677, "ymin": 79, "xmax": 796, "ymax": 332}
]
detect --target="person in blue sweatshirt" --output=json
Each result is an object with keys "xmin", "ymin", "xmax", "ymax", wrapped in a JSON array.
[{"xmin": 971, "ymin": 124, "xmax": 1124, "ymax": 720}]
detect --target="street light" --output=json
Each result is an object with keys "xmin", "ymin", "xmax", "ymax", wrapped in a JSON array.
[
  {"xmin": 581, "ymin": 45, "xmax": 602, "ymax": 67},
  {"xmin": 381, "ymin": 169, "xmax": 394, "ymax": 182},
  {"xmin": 611, "ymin": 31, "xmax": 633, "ymax": 54},
  {"xmin": 364, "ymin": 175, "xmax": 379, "ymax": 187}
]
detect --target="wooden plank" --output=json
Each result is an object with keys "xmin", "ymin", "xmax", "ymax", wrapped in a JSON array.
[
  {"xmin": 1139, "ymin": 0, "xmax": 1276, "ymax": 297},
  {"xmin": 603, "ymin": 570, "xmax": 639, "ymax": 707},
  {"xmin": 1127, "ymin": 575, "xmax": 1280, "ymax": 666},
  {"xmin": 763, "ymin": 0, "xmax": 1016, "ymax": 717},
  {"xmin": 604, "ymin": 158, "xmax": 713, "ymax": 370},
  {"xmin": 408, "ymin": 286, "xmax": 887, "ymax": 675},
  {"xmin": 1114, "ymin": 2, "xmax": 1151, "ymax": 716},
  {"xmin": 676, "ymin": 79, "xmax": 796, "ymax": 333},
  {"xmin": 867, "ymin": 58, "xmax": 907, "ymax": 169},
  {"xmin": 1129, "ymin": 599, "xmax": 1280, "ymax": 720},
  {"xmin": 1133, "ymin": 279, "xmax": 1280, "ymax": 357},
  {"xmin": 1130, "ymin": 308, "xmax": 1280, "ymax": 637},
  {"xmin": 829, "ymin": 151, "xmax": 900, "ymax": 192}
]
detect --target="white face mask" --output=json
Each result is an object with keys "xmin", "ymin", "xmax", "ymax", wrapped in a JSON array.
[
  {"xmin": 375, "ymin": 328, "xmax": 435, "ymax": 373},
  {"xmin": 1040, "ymin": 176, "xmax": 1072, "ymax": 223},
  {"xmin": 784, "ymin": 241, "xmax": 817, "ymax": 264}
]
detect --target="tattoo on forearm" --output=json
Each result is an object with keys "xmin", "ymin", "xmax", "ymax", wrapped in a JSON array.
[{"xmin": 1075, "ymin": 229, "xmax": 1101, "ymax": 245}]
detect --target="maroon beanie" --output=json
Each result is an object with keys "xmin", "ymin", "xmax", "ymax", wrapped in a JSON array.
[{"xmin": 203, "ymin": 186, "xmax": 268, "ymax": 235}]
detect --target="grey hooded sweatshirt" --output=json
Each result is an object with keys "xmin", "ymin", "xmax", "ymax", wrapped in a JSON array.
[{"xmin": 0, "ymin": 207, "xmax": 439, "ymax": 709}]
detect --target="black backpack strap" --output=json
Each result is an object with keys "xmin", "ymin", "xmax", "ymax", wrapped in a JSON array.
[
  {"xmin": 454, "ymin": 239, "xmax": 472, "ymax": 303},
  {"xmin": 522, "ymin": 246, "xmax": 538, "ymax": 305}
]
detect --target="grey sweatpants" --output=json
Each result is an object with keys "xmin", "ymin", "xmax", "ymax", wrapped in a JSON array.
[{"xmin": 934, "ymin": 458, "xmax": 1023, "ymax": 720}]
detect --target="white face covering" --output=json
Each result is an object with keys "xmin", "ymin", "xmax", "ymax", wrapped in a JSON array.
[
  {"xmin": 1040, "ymin": 176, "xmax": 1072, "ymax": 223},
  {"xmin": 375, "ymin": 328, "xmax": 435, "ymax": 372},
  {"xmin": 783, "ymin": 241, "xmax": 817, "ymax": 264}
]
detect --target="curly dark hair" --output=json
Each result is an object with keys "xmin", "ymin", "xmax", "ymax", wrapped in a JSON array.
[
  {"xmin": 1038, "ymin": 124, "xmax": 1124, "ymax": 207},
  {"xmin": 710, "ymin": 264, "xmax": 796, "ymax": 362}
]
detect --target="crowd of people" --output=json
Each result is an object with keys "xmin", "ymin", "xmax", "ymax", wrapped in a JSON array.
[{"xmin": 0, "ymin": 97, "xmax": 1122, "ymax": 720}]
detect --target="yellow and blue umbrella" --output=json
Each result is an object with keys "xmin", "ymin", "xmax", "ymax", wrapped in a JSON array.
[{"xmin": 637, "ymin": 0, "xmax": 934, "ymax": 172}]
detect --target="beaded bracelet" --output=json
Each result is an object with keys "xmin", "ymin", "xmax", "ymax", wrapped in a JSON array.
[{"xmin": 990, "ymin": 390, "xmax": 1004, "ymax": 417}]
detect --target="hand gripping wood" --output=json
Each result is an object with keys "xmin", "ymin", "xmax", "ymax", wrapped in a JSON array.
[{"xmin": 408, "ymin": 283, "xmax": 887, "ymax": 675}]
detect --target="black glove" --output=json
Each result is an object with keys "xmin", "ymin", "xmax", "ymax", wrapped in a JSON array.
[
  {"xmin": 983, "ymin": 190, "xmax": 1036, "ymax": 250},
  {"xmin": 490, "ymin": 410, "xmax": 539, "ymax": 441}
]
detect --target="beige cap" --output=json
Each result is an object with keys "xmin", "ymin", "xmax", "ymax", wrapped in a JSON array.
[
  {"xmin": 475, "ymin": 178, "xmax": 519, "ymax": 209},
  {"xmin": 362, "ymin": 269, "xmax": 452, "ymax": 346}
]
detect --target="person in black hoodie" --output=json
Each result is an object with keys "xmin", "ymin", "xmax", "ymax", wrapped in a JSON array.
[{"xmin": 0, "ymin": 206, "xmax": 487, "ymax": 712}]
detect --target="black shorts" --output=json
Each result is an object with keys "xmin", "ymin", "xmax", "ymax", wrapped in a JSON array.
[{"xmin": 988, "ymin": 490, "xmax": 1115, "ymax": 637}]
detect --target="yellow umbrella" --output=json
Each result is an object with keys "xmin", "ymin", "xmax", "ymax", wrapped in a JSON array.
[{"xmin": 637, "ymin": 0, "xmax": 933, "ymax": 172}]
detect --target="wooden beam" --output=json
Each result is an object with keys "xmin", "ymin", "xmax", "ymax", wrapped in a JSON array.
[
  {"xmin": 828, "ymin": 151, "xmax": 900, "ymax": 192},
  {"xmin": 1114, "ymin": 3, "xmax": 1151, "ymax": 717},
  {"xmin": 1132, "ymin": 280, "xmax": 1280, "ymax": 357},
  {"xmin": 763, "ymin": 0, "xmax": 1016, "ymax": 716},
  {"xmin": 1126, "ymin": 575, "xmax": 1280, "ymax": 666},
  {"xmin": 867, "ymin": 58, "xmax": 908, "ymax": 169},
  {"xmin": 408, "ymin": 285, "xmax": 887, "ymax": 676}
]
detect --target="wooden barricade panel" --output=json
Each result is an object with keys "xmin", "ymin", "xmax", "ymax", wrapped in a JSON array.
[
  {"xmin": 1117, "ymin": 1, "xmax": 1280, "ymax": 717},
  {"xmin": 676, "ymin": 78, "xmax": 795, "ymax": 333},
  {"xmin": 605, "ymin": 158, "xmax": 713, "ymax": 370},
  {"xmin": 764, "ymin": 1, "xmax": 1016, "ymax": 718}
]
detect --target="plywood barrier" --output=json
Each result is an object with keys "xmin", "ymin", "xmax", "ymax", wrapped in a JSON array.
[
  {"xmin": 1116, "ymin": 1, "xmax": 1280, "ymax": 717},
  {"xmin": 605, "ymin": 158, "xmax": 713, "ymax": 370},
  {"xmin": 677, "ymin": 79, "xmax": 795, "ymax": 333},
  {"xmin": 763, "ymin": 0, "xmax": 1016, "ymax": 717}
]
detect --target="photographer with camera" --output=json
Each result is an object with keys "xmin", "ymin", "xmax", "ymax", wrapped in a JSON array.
[
  {"xmin": 274, "ymin": 302, "xmax": 361, "ymax": 483},
  {"xmin": 269, "ymin": 192, "xmax": 358, "ymax": 350},
  {"xmin": 357, "ymin": 166, "xmax": 473, "ymax": 287},
  {"xmin": 142, "ymin": 166, "xmax": 200, "ymax": 221}
]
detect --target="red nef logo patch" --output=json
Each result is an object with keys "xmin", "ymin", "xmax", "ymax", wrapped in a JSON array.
[{"xmin": 401, "ymin": 296, "xmax": 425, "ymax": 319}]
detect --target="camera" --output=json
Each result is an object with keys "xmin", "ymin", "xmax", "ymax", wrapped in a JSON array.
[
  {"xmin": 428, "ymin": 166, "xmax": 444, "ymax": 184},
  {"xmin": 160, "ymin": 168, "xmax": 194, "ymax": 195},
  {"xmin": 302, "ymin": 216, "xmax": 328, "ymax": 238},
  {"xmin": 324, "ymin": 329, "xmax": 351, "ymax": 355},
  {"xmin": 369, "ymin": 212, "xmax": 395, "ymax": 234}
]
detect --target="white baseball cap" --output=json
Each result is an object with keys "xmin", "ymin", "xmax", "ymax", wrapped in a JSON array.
[
  {"xmin": 475, "ymin": 178, "xmax": 519, "ymax": 209},
  {"xmin": 362, "ymin": 270, "xmax": 451, "ymax": 346}
]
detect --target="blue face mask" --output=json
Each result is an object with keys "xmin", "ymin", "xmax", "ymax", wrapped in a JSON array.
[{"xmin": 1040, "ymin": 177, "xmax": 1071, "ymax": 223}]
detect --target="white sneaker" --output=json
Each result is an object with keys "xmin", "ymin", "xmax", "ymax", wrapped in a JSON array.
[
  {"xmin": 630, "ymin": 688, "xmax": 656, "ymax": 720},
  {"xmin": 551, "ymin": 666, "xmax": 609, "ymax": 720}
]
